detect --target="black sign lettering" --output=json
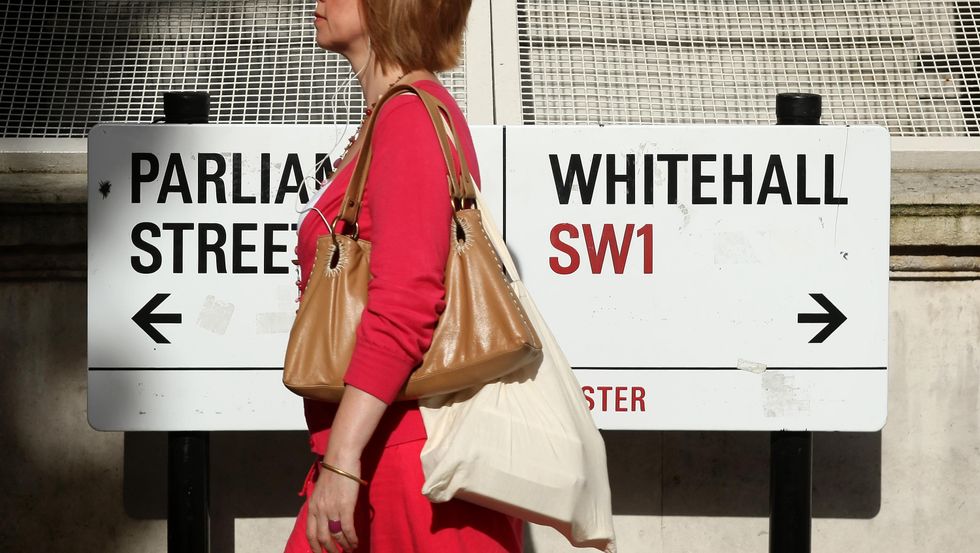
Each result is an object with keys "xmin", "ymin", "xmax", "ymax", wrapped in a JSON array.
[
  {"xmin": 131, "ymin": 153, "xmax": 159, "ymax": 203},
  {"xmin": 275, "ymin": 153, "xmax": 309, "ymax": 204},
  {"xmin": 131, "ymin": 222, "xmax": 162, "ymax": 274},
  {"xmin": 824, "ymin": 154, "xmax": 848, "ymax": 205},
  {"xmin": 796, "ymin": 154, "xmax": 820, "ymax": 205},
  {"xmin": 605, "ymin": 154, "xmax": 635, "ymax": 204},
  {"xmin": 551, "ymin": 153, "xmax": 601, "ymax": 204},
  {"xmin": 232, "ymin": 223, "xmax": 259, "ymax": 274},
  {"xmin": 758, "ymin": 155, "xmax": 792, "ymax": 204},
  {"xmin": 260, "ymin": 153, "xmax": 271, "ymax": 204},
  {"xmin": 198, "ymin": 223, "xmax": 227, "ymax": 273},
  {"xmin": 197, "ymin": 153, "xmax": 227, "ymax": 204},
  {"xmin": 129, "ymin": 152, "xmax": 328, "ymax": 205},
  {"xmin": 548, "ymin": 152, "xmax": 849, "ymax": 207},
  {"xmin": 264, "ymin": 223, "xmax": 290, "ymax": 274},
  {"xmin": 231, "ymin": 153, "xmax": 255, "ymax": 204},
  {"xmin": 162, "ymin": 222, "xmax": 193, "ymax": 273},
  {"xmin": 692, "ymin": 154, "xmax": 717, "ymax": 205},
  {"xmin": 723, "ymin": 154, "xmax": 752, "ymax": 205},
  {"xmin": 158, "ymin": 153, "xmax": 192, "ymax": 204},
  {"xmin": 643, "ymin": 154, "xmax": 654, "ymax": 205},
  {"xmin": 656, "ymin": 154, "xmax": 688, "ymax": 205}
]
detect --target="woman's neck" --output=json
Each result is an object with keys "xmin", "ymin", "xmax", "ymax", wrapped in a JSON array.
[
  {"xmin": 348, "ymin": 51, "xmax": 433, "ymax": 107},
  {"xmin": 360, "ymin": 68, "xmax": 398, "ymax": 106}
]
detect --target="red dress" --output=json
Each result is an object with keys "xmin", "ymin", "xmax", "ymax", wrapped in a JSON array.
[{"xmin": 283, "ymin": 80, "xmax": 523, "ymax": 553}]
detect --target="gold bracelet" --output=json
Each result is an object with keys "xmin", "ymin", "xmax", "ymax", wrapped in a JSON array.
[{"xmin": 319, "ymin": 460, "xmax": 368, "ymax": 486}]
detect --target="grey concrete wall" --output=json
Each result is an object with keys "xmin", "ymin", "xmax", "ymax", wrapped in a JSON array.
[
  {"xmin": 3, "ymin": 266, "xmax": 977, "ymax": 552},
  {"xmin": 1, "ymin": 148, "xmax": 978, "ymax": 552}
]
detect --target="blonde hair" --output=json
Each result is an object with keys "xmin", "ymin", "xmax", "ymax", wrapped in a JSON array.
[{"xmin": 362, "ymin": 0, "xmax": 472, "ymax": 72}]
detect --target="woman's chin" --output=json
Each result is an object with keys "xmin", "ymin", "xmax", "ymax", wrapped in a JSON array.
[
  {"xmin": 314, "ymin": 34, "xmax": 346, "ymax": 53},
  {"xmin": 315, "ymin": 36, "xmax": 336, "ymax": 51}
]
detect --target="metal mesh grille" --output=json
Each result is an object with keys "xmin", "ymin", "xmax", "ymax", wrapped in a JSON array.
[
  {"xmin": 0, "ymin": 0, "xmax": 467, "ymax": 137},
  {"xmin": 517, "ymin": 0, "xmax": 980, "ymax": 136}
]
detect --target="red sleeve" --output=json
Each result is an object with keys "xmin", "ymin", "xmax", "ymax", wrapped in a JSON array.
[{"xmin": 342, "ymin": 94, "xmax": 457, "ymax": 404}]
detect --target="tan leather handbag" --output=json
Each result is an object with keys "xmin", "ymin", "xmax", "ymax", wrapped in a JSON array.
[{"xmin": 283, "ymin": 84, "xmax": 542, "ymax": 402}]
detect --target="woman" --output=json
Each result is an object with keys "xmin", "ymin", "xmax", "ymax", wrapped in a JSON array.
[{"xmin": 284, "ymin": 1, "xmax": 523, "ymax": 552}]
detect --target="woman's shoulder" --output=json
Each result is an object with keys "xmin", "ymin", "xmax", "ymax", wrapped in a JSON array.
[
  {"xmin": 375, "ymin": 79, "xmax": 462, "ymax": 125},
  {"xmin": 371, "ymin": 78, "xmax": 480, "ymax": 184},
  {"xmin": 374, "ymin": 91, "xmax": 429, "ymax": 125}
]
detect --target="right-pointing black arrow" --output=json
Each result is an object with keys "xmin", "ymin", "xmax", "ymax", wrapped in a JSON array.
[
  {"xmin": 798, "ymin": 293, "xmax": 846, "ymax": 343},
  {"xmin": 133, "ymin": 293, "xmax": 182, "ymax": 344}
]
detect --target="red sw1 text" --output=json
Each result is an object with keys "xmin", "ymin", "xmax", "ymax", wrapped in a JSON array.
[{"xmin": 549, "ymin": 223, "xmax": 653, "ymax": 275}]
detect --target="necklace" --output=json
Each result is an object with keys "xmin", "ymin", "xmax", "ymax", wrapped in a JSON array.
[{"xmin": 320, "ymin": 71, "xmax": 409, "ymax": 185}]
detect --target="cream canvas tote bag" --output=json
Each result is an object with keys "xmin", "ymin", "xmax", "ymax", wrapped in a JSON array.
[{"xmin": 419, "ymin": 186, "xmax": 617, "ymax": 553}]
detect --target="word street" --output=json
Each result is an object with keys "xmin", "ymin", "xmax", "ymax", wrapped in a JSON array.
[{"xmin": 131, "ymin": 221, "xmax": 297, "ymax": 275}]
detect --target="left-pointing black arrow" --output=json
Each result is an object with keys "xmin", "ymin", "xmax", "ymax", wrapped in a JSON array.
[{"xmin": 133, "ymin": 293, "xmax": 182, "ymax": 344}]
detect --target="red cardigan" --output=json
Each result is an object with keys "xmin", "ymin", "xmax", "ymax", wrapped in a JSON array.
[{"xmin": 295, "ymin": 80, "xmax": 481, "ymax": 454}]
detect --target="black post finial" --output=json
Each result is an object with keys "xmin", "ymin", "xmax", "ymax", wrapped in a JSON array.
[
  {"xmin": 776, "ymin": 92, "xmax": 822, "ymax": 126},
  {"xmin": 163, "ymin": 92, "xmax": 211, "ymax": 124}
]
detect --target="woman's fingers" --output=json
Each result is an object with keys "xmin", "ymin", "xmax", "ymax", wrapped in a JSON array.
[
  {"xmin": 306, "ymin": 462, "xmax": 362, "ymax": 552},
  {"xmin": 333, "ymin": 529, "xmax": 352, "ymax": 552},
  {"xmin": 315, "ymin": 512, "xmax": 340, "ymax": 553},
  {"xmin": 307, "ymin": 507, "xmax": 339, "ymax": 553},
  {"xmin": 306, "ymin": 510, "xmax": 321, "ymax": 552},
  {"xmin": 340, "ymin": 511, "xmax": 359, "ymax": 550}
]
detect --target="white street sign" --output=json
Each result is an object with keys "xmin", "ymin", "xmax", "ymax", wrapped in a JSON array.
[
  {"xmin": 88, "ymin": 124, "xmax": 889, "ymax": 432},
  {"xmin": 87, "ymin": 124, "xmax": 505, "ymax": 430},
  {"xmin": 504, "ymin": 125, "xmax": 889, "ymax": 431}
]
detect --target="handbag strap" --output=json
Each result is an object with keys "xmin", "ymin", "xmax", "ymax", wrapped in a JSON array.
[
  {"xmin": 471, "ymin": 184, "xmax": 522, "ymax": 282},
  {"xmin": 417, "ymin": 95, "xmax": 522, "ymax": 283},
  {"xmin": 416, "ymin": 88, "xmax": 477, "ymax": 201},
  {"xmin": 336, "ymin": 84, "xmax": 476, "ymax": 231},
  {"xmin": 407, "ymin": 93, "xmax": 522, "ymax": 283}
]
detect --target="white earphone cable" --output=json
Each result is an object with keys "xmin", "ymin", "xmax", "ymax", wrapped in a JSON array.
[
  {"xmin": 293, "ymin": 53, "xmax": 373, "ymax": 294},
  {"xmin": 293, "ymin": 56, "xmax": 369, "ymax": 220}
]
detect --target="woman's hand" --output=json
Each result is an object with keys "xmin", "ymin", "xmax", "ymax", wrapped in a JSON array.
[
  {"xmin": 306, "ymin": 457, "xmax": 362, "ymax": 552},
  {"xmin": 306, "ymin": 385, "xmax": 389, "ymax": 551}
]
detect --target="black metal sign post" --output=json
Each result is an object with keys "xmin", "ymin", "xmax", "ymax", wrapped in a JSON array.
[
  {"xmin": 770, "ymin": 429, "xmax": 812, "ymax": 553},
  {"xmin": 162, "ymin": 91, "xmax": 212, "ymax": 553},
  {"xmin": 769, "ymin": 92, "xmax": 820, "ymax": 553},
  {"xmin": 169, "ymin": 431, "xmax": 210, "ymax": 553}
]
